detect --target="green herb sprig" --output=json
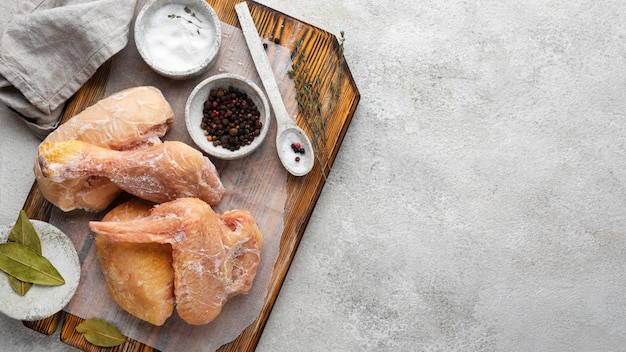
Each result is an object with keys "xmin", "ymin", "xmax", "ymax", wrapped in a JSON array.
[
  {"xmin": 184, "ymin": 5, "xmax": 202, "ymax": 22},
  {"xmin": 287, "ymin": 31, "xmax": 347, "ymax": 176},
  {"xmin": 168, "ymin": 6, "xmax": 203, "ymax": 35}
]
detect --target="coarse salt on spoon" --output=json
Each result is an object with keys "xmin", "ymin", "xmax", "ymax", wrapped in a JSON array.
[{"xmin": 235, "ymin": 2, "xmax": 314, "ymax": 176}]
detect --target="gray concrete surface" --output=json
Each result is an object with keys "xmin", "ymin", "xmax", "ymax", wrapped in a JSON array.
[{"xmin": 2, "ymin": 0, "xmax": 626, "ymax": 351}]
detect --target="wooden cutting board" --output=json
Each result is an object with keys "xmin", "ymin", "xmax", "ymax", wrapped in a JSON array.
[{"xmin": 20, "ymin": 0, "xmax": 359, "ymax": 351}]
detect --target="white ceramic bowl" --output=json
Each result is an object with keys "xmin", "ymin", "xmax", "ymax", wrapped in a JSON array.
[
  {"xmin": 0, "ymin": 220, "xmax": 80, "ymax": 321},
  {"xmin": 186, "ymin": 73, "xmax": 270, "ymax": 160},
  {"xmin": 134, "ymin": 0, "xmax": 222, "ymax": 79}
]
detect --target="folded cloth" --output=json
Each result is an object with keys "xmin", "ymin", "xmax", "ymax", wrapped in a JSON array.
[{"xmin": 0, "ymin": 0, "xmax": 137, "ymax": 138}]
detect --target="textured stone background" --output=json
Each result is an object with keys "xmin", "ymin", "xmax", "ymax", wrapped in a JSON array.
[{"xmin": 2, "ymin": 0, "xmax": 626, "ymax": 351}]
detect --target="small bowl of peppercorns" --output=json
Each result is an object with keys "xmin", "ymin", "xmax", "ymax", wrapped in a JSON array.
[{"xmin": 185, "ymin": 73, "xmax": 270, "ymax": 160}]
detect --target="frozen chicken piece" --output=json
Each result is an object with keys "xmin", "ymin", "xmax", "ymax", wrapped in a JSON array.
[
  {"xmin": 89, "ymin": 198, "xmax": 263, "ymax": 325},
  {"xmin": 37, "ymin": 140, "xmax": 225, "ymax": 206},
  {"xmin": 95, "ymin": 199, "xmax": 174, "ymax": 325},
  {"xmin": 218, "ymin": 209, "xmax": 264, "ymax": 296},
  {"xmin": 34, "ymin": 86, "xmax": 174, "ymax": 212}
]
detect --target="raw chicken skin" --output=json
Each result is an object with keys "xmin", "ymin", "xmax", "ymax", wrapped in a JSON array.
[
  {"xmin": 37, "ymin": 140, "xmax": 225, "ymax": 205},
  {"xmin": 95, "ymin": 199, "xmax": 174, "ymax": 326},
  {"xmin": 88, "ymin": 198, "xmax": 263, "ymax": 325},
  {"xmin": 34, "ymin": 86, "xmax": 174, "ymax": 212},
  {"xmin": 219, "ymin": 209, "xmax": 264, "ymax": 296}
]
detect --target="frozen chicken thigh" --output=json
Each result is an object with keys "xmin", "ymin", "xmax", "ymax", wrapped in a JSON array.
[{"xmin": 37, "ymin": 140, "xmax": 225, "ymax": 206}]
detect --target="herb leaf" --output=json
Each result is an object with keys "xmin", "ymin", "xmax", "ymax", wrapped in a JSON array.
[
  {"xmin": 7, "ymin": 210, "xmax": 42, "ymax": 295},
  {"xmin": 0, "ymin": 242, "xmax": 65, "ymax": 286},
  {"xmin": 8, "ymin": 210, "xmax": 42, "ymax": 253},
  {"xmin": 184, "ymin": 6, "xmax": 202, "ymax": 22},
  {"xmin": 289, "ymin": 31, "xmax": 347, "ymax": 177},
  {"xmin": 9, "ymin": 276, "xmax": 32, "ymax": 296},
  {"xmin": 76, "ymin": 319, "xmax": 126, "ymax": 347},
  {"xmin": 168, "ymin": 5, "xmax": 203, "ymax": 33}
]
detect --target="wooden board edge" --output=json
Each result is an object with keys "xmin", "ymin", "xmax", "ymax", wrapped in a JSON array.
[{"xmin": 22, "ymin": 312, "xmax": 64, "ymax": 336}]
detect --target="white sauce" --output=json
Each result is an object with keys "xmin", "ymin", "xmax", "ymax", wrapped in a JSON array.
[{"xmin": 143, "ymin": 4, "xmax": 215, "ymax": 72}]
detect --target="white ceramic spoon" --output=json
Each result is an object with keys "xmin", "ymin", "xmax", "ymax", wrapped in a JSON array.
[{"xmin": 235, "ymin": 2, "xmax": 314, "ymax": 176}]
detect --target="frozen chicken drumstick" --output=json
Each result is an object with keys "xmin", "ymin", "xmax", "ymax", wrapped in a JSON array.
[
  {"xmin": 34, "ymin": 86, "xmax": 175, "ymax": 212},
  {"xmin": 37, "ymin": 140, "xmax": 225, "ymax": 205}
]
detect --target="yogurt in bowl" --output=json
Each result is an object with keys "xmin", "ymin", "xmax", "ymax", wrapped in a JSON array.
[{"xmin": 135, "ymin": 0, "xmax": 222, "ymax": 79}]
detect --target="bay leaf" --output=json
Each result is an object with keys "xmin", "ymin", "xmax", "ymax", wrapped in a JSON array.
[
  {"xmin": 9, "ymin": 275, "xmax": 33, "ymax": 296},
  {"xmin": 76, "ymin": 318, "xmax": 126, "ymax": 347},
  {"xmin": 7, "ymin": 210, "xmax": 41, "ymax": 295},
  {"xmin": 8, "ymin": 210, "xmax": 42, "ymax": 253},
  {"xmin": 0, "ymin": 242, "xmax": 65, "ymax": 286}
]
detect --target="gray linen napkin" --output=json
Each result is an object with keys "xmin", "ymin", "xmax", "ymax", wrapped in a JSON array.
[{"xmin": 0, "ymin": 0, "xmax": 137, "ymax": 139}]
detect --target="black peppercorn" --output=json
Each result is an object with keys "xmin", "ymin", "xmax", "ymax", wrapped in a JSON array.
[{"xmin": 201, "ymin": 86, "xmax": 263, "ymax": 152}]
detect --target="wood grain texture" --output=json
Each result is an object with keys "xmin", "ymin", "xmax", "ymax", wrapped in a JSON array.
[
  {"xmin": 22, "ymin": 312, "xmax": 63, "ymax": 336},
  {"xmin": 22, "ymin": 1, "xmax": 359, "ymax": 350}
]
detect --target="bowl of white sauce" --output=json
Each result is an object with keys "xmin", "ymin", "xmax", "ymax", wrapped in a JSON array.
[{"xmin": 134, "ymin": 0, "xmax": 222, "ymax": 80}]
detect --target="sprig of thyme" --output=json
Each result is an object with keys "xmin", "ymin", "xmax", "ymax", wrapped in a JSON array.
[
  {"xmin": 287, "ymin": 31, "xmax": 346, "ymax": 175},
  {"xmin": 168, "ymin": 6, "xmax": 203, "ymax": 34},
  {"xmin": 183, "ymin": 6, "xmax": 203, "ymax": 22},
  {"xmin": 288, "ymin": 40, "xmax": 326, "ymax": 173}
]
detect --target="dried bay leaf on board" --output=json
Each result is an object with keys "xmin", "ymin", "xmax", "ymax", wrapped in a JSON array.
[
  {"xmin": 7, "ymin": 210, "xmax": 42, "ymax": 295},
  {"xmin": 0, "ymin": 242, "xmax": 65, "ymax": 286},
  {"xmin": 76, "ymin": 318, "xmax": 126, "ymax": 347}
]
